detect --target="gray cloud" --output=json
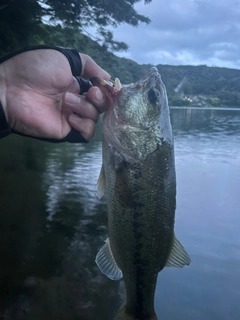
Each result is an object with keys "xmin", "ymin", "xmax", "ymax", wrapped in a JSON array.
[{"xmin": 112, "ymin": 0, "xmax": 240, "ymax": 69}]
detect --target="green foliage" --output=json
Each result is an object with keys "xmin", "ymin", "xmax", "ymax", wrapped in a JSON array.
[
  {"xmin": 181, "ymin": 80, "xmax": 192, "ymax": 95},
  {"xmin": 206, "ymin": 97, "xmax": 221, "ymax": 107},
  {"xmin": 0, "ymin": 0, "xmax": 43, "ymax": 54},
  {"xmin": 155, "ymin": 64, "xmax": 240, "ymax": 95},
  {"xmin": 216, "ymin": 91, "xmax": 240, "ymax": 107},
  {"xmin": 42, "ymin": 0, "xmax": 150, "ymax": 27},
  {"xmin": 168, "ymin": 96, "xmax": 190, "ymax": 106},
  {"xmin": 0, "ymin": 0, "xmax": 151, "ymax": 55},
  {"xmin": 154, "ymin": 64, "xmax": 240, "ymax": 107}
]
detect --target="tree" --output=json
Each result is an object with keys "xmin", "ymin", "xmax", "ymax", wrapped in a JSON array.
[
  {"xmin": 0, "ymin": 0, "xmax": 44, "ymax": 54},
  {"xmin": 0, "ymin": 0, "xmax": 152, "ymax": 55}
]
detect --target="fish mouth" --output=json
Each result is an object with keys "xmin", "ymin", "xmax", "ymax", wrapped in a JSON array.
[
  {"xmin": 141, "ymin": 67, "xmax": 160, "ymax": 81},
  {"xmin": 125, "ymin": 67, "xmax": 162, "ymax": 92}
]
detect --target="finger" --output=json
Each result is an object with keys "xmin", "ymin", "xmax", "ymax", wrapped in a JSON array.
[
  {"xmin": 64, "ymin": 92, "xmax": 99, "ymax": 123},
  {"xmin": 87, "ymin": 86, "xmax": 113, "ymax": 113},
  {"xmin": 66, "ymin": 77, "xmax": 81, "ymax": 94},
  {"xmin": 80, "ymin": 53, "xmax": 111, "ymax": 81},
  {"xmin": 68, "ymin": 115, "xmax": 95, "ymax": 141},
  {"xmin": 67, "ymin": 77, "xmax": 92, "ymax": 96}
]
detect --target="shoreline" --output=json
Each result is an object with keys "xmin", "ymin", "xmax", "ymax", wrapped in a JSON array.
[{"xmin": 170, "ymin": 106, "xmax": 240, "ymax": 111}]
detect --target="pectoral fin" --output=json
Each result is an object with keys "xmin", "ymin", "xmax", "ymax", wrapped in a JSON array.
[
  {"xmin": 97, "ymin": 165, "xmax": 106, "ymax": 199},
  {"xmin": 165, "ymin": 235, "xmax": 191, "ymax": 268},
  {"xmin": 95, "ymin": 238, "xmax": 123, "ymax": 280}
]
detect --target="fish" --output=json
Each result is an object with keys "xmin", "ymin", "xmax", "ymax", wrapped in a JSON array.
[{"xmin": 95, "ymin": 67, "xmax": 191, "ymax": 320}]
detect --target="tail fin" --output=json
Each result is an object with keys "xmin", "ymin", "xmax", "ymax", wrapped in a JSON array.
[{"xmin": 114, "ymin": 304, "xmax": 158, "ymax": 320}]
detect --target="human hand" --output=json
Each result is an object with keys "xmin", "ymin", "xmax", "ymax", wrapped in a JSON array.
[{"xmin": 0, "ymin": 47, "xmax": 111, "ymax": 141}]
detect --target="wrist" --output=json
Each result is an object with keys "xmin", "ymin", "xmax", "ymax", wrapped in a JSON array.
[
  {"xmin": 0, "ymin": 63, "xmax": 11, "ymax": 139},
  {"xmin": 0, "ymin": 63, "xmax": 7, "ymax": 122}
]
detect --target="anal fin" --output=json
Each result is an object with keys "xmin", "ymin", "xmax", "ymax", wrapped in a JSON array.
[{"xmin": 165, "ymin": 234, "xmax": 191, "ymax": 268}]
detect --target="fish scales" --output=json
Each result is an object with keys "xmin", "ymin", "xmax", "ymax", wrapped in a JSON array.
[
  {"xmin": 106, "ymin": 144, "xmax": 175, "ymax": 317},
  {"xmin": 96, "ymin": 67, "xmax": 191, "ymax": 320}
]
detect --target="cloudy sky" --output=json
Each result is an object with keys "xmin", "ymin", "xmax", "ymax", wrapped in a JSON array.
[{"xmin": 111, "ymin": 0, "xmax": 240, "ymax": 69}]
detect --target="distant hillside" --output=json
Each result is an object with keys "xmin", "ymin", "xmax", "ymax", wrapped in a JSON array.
[
  {"xmin": 2, "ymin": 24, "xmax": 240, "ymax": 108},
  {"xmin": 71, "ymin": 31, "xmax": 240, "ymax": 108},
  {"xmin": 106, "ymin": 59, "xmax": 240, "ymax": 108},
  {"xmin": 154, "ymin": 64, "xmax": 240, "ymax": 107}
]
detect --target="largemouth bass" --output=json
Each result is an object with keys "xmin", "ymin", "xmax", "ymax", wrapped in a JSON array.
[{"xmin": 96, "ymin": 67, "xmax": 191, "ymax": 320}]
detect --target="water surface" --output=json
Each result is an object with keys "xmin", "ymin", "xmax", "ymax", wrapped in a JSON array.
[{"xmin": 0, "ymin": 108, "xmax": 239, "ymax": 319}]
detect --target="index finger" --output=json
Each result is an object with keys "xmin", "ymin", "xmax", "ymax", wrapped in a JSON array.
[{"xmin": 79, "ymin": 53, "xmax": 111, "ymax": 81}]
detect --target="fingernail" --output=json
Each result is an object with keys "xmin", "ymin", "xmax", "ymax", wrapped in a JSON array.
[
  {"xmin": 99, "ymin": 69, "xmax": 111, "ymax": 80},
  {"xmin": 95, "ymin": 88, "xmax": 104, "ymax": 102},
  {"xmin": 65, "ymin": 92, "xmax": 81, "ymax": 105},
  {"xmin": 104, "ymin": 72, "xmax": 111, "ymax": 79},
  {"xmin": 69, "ymin": 114, "xmax": 82, "ymax": 122}
]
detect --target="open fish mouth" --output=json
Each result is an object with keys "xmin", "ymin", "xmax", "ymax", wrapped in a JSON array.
[
  {"xmin": 134, "ymin": 67, "xmax": 161, "ymax": 85},
  {"xmin": 142, "ymin": 67, "xmax": 159, "ymax": 79},
  {"xmin": 112, "ymin": 68, "xmax": 160, "ymax": 90}
]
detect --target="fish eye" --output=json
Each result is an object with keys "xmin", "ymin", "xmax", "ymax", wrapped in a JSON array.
[{"xmin": 148, "ymin": 88, "xmax": 159, "ymax": 104}]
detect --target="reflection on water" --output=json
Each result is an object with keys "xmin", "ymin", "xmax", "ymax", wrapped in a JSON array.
[
  {"xmin": 155, "ymin": 108, "xmax": 240, "ymax": 320},
  {"xmin": 44, "ymin": 143, "xmax": 103, "ymax": 221},
  {"xmin": 0, "ymin": 108, "xmax": 239, "ymax": 319},
  {"xmin": 171, "ymin": 108, "xmax": 240, "ymax": 163}
]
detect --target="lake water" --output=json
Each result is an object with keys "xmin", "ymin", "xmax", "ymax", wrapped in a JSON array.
[{"xmin": 0, "ymin": 108, "xmax": 239, "ymax": 320}]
